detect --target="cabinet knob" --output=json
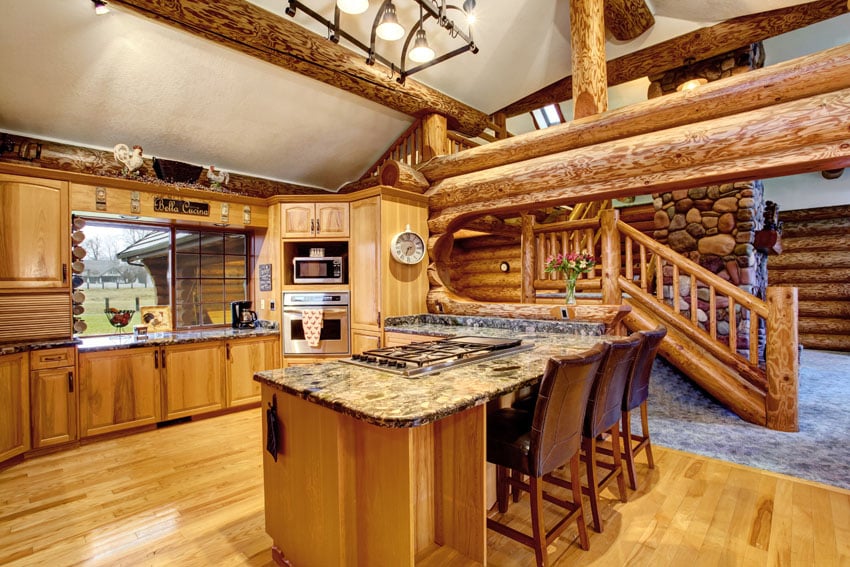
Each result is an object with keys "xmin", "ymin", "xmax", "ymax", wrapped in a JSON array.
[{"xmin": 67, "ymin": 371, "xmax": 74, "ymax": 393}]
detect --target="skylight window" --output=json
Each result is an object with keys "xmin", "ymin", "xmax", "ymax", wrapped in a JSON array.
[{"xmin": 530, "ymin": 104, "xmax": 565, "ymax": 129}]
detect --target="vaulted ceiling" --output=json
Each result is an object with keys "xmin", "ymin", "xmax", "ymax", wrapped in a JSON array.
[{"xmin": 0, "ymin": 0, "xmax": 840, "ymax": 191}]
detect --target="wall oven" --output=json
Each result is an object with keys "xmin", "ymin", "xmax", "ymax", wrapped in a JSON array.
[
  {"xmin": 292, "ymin": 256, "xmax": 345, "ymax": 284},
  {"xmin": 282, "ymin": 292, "xmax": 350, "ymax": 355}
]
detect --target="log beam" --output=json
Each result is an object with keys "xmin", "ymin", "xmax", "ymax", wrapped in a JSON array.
[
  {"xmin": 499, "ymin": 0, "xmax": 850, "ymax": 117},
  {"xmin": 570, "ymin": 0, "xmax": 608, "ymax": 118},
  {"xmin": 418, "ymin": 43, "xmax": 850, "ymax": 182},
  {"xmin": 109, "ymin": 0, "xmax": 489, "ymax": 136},
  {"xmin": 379, "ymin": 160, "xmax": 429, "ymax": 194},
  {"xmin": 604, "ymin": 0, "xmax": 655, "ymax": 41}
]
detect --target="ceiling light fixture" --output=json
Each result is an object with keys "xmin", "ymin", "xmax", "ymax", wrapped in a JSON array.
[
  {"xmin": 92, "ymin": 0, "xmax": 110, "ymax": 15},
  {"xmin": 284, "ymin": 0, "xmax": 478, "ymax": 83}
]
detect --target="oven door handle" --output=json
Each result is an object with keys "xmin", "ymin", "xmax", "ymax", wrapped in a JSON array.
[{"xmin": 284, "ymin": 308, "xmax": 348, "ymax": 316}]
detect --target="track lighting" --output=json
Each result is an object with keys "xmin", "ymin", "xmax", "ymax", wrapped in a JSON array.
[
  {"xmin": 376, "ymin": 2, "xmax": 404, "ymax": 41},
  {"xmin": 337, "ymin": 0, "xmax": 369, "ymax": 14},
  {"xmin": 92, "ymin": 0, "xmax": 110, "ymax": 15}
]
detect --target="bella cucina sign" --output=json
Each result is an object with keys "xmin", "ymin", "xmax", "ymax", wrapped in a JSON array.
[{"xmin": 153, "ymin": 196, "xmax": 210, "ymax": 217}]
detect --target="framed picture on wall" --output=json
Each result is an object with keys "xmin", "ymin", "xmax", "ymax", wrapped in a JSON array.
[{"xmin": 140, "ymin": 306, "xmax": 172, "ymax": 333}]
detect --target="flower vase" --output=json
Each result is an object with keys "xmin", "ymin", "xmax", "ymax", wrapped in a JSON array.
[{"xmin": 565, "ymin": 276, "xmax": 577, "ymax": 305}]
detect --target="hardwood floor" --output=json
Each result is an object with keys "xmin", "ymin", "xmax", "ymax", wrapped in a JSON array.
[{"xmin": 1, "ymin": 409, "xmax": 848, "ymax": 566}]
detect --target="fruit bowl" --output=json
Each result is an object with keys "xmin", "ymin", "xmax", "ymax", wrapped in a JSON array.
[{"xmin": 105, "ymin": 309, "xmax": 135, "ymax": 331}]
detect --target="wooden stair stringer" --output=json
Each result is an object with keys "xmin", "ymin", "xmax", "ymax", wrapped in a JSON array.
[{"xmin": 623, "ymin": 299, "xmax": 768, "ymax": 427}]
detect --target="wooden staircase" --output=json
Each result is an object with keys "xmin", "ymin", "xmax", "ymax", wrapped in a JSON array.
[{"xmin": 769, "ymin": 204, "xmax": 850, "ymax": 351}]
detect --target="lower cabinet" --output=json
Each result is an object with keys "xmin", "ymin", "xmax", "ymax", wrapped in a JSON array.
[
  {"xmin": 162, "ymin": 342, "xmax": 225, "ymax": 420},
  {"xmin": 30, "ymin": 364, "xmax": 77, "ymax": 449},
  {"xmin": 0, "ymin": 352, "xmax": 29, "ymax": 462},
  {"xmin": 225, "ymin": 336, "xmax": 280, "ymax": 408},
  {"xmin": 78, "ymin": 347, "xmax": 161, "ymax": 438},
  {"xmin": 351, "ymin": 328, "xmax": 381, "ymax": 354}
]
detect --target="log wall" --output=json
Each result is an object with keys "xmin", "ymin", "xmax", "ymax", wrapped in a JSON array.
[{"xmin": 769, "ymin": 204, "xmax": 850, "ymax": 351}]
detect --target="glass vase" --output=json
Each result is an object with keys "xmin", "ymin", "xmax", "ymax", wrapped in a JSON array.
[{"xmin": 565, "ymin": 277, "xmax": 577, "ymax": 305}]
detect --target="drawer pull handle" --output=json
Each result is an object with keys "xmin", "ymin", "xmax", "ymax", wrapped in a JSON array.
[
  {"xmin": 68, "ymin": 371, "xmax": 74, "ymax": 393},
  {"xmin": 43, "ymin": 355, "xmax": 64, "ymax": 361}
]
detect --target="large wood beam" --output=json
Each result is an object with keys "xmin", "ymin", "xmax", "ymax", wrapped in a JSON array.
[
  {"xmin": 570, "ymin": 0, "xmax": 608, "ymax": 118},
  {"xmin": 499, "ymin": 0, "xmax": 850, "ymax": 117},
  {"xmin": 109, "ymin": 0, "xmax": 490, "ymax": 136},
  {"xmin": 604, "ymin": 0, "xmax": 655, "ymax": 41},
  {"xmin": 418, "ymin": 42, "xmax": 850, "ymax": 182}
]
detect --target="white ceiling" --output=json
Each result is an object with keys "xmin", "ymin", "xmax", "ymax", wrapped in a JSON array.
[{"xmin": 0, "ymin": 0, "xmax": 815, "ymax": 191}]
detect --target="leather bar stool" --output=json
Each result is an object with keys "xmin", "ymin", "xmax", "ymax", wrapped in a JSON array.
[
  {"xmin": 620, "ymin": 326, "xmax": 667, "ymax": 490},
  {"xmin": 487, "ymin": 343, "xmax": 608, "ymax": 566},
  {"xmin": 577, "ymin": 333, "xmax": 641, "ymax": 533}
]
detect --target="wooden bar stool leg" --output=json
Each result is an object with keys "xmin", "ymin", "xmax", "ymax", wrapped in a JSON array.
[
  {"xmin": 512, "ymin": 469, "xmax": 523, "ymax": 503},
  {"xmin": 529, "ymin": 476, "xmax": 549, "ymax": 567},
  {"xmin": 570, "ymin": 453, "xmax": 590, "ymax": 551},
  {"xmin": 621, "ymin": 409, "xmax": 638, "ymax": 490},
  {"xmin": 583, "ymin": 436, "xmax": 603, "ymax": 533},
  {"xmin": 641, "ymin": 401, "xmax": 655, "ymax": 469},
  {"xmin": 609, "ymin": 425, "xmax": 628, "ymax": 502},
  {"xmin": 496, "ymin": 465, "xmax": 510, "ymax": 513}
]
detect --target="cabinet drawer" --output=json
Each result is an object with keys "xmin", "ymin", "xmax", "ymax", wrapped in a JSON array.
[{"xmin": 31, "ymin": 347, "xmax": 75, "ymax": 370}]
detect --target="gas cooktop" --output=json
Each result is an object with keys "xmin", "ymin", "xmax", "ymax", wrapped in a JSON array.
[{"xmin": 341, "ymin": 336, "xmax": 534, "ymax": 378}]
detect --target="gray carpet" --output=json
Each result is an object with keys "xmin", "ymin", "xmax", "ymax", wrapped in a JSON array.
[{"xmin": 644, "ymin": 349, "xmax": 850, "ymax": 490}]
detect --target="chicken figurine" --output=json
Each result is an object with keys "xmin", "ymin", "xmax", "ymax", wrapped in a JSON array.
[
  {"xmin": 207, "ymin": 165, "xmax": 230, "ymax": 190},
  {"xmin": 113, "ymin": 144, "xmax": 145, "ymax": 176}
]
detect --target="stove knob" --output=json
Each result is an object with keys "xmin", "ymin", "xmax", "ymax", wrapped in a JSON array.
[
  {"xmin": 397, "ymin": 362, "xmax": 407, "ymax": 369},
  {"xmin": 366, "ymin": 356, "xmax": 377, "ymax": 363},
  {"xmin": 352, "ymin": 354, "xmax": 361, "ymax": 360},
  {"xmin": 378, "ymin": 358, "xmax": 388, "ymax": 365},
  {"xmin": 387, "ymin": 361, "xmax": 397, "ymax": 367}
]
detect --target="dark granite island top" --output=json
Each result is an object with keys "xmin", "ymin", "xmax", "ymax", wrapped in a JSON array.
[
  {"xmin": 254, "ymin": 318, "xmax": 601, "ymax": 428},
  {"xmin": 77, "ymin": 326, "xmax": 279, "ymax": 353}
]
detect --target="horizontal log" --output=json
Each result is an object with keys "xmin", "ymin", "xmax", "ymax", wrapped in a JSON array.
[
  {"xmin": 799, "ymin": 333, "xmax": 850, "ymax": 351},
  {"xmin": 459, "ymin": 216, "xmax": 523, "ymax": 238},
  {"xmin": 428, "ymin": 138, "xmax": 850, "ymax": 236},
  {"xmin": 379, "ymin": 160, "xmax": 429, "ymax": 194},
  {"xmin": 798, "ymin": 301, "xmax": 850, "ymax": 317},
  {"xmin": 793, "ymin": 283, "xmax": 850, "ymax": 301},
  {"xmin": 427, "ymin": 87, "xmax": 850, "ymax": 212},
  {"xmin": 450, "ymin": 244, "xmax": 521, "ymax": 261},
  {"xmin": 453, "ymin": 235, "xmax": 520, "ymax": 250},
  {"xmin": 449, "ymin": 258, "xmax": 520, "ymax": 274},
  {"xmin": 779, "ymin": 234, "xmax": 850, "ymax": 252},
  {"xmin": 623, "ymin": 302, "xmax": 767, "ymax": 426},
  {"xmin": 452, "ymin": 273, "xmax": 522, "ymax": 289},
  {"xmin": 779, "ymin": 217, "xmax": 850, "ymax": 238},
  {"xmin": 604, "ymin": 0, "xmax": 655, "ymax": 41},
  {"xmin": 798, "ymin": 317, "xmax": 850, "ymax": 335},
  {"xmin": 110, "ymin": 0, "xmax": 489, "ymax": 136},
  {"xmin": 768, "ymin": 269, "xmax": 850, "ymax": 284},
  {"xmin": 617, "ymin": 204, "xmax": 656, "ymax": 222},
  {"xmin": 499, "ymin": 0, "xmax": 850, "ymax": 118},
  {"xmin": 452, "ymin": 286, "xmax": 521, "ymax": 303},
  {"xmin": 779, "ymin": 204, "xmax": 850, "ymax": 222},
  {"xmin": 768, "ymin": 251, "xmax": 850, "ymax": 269},
  {"xmin": 535, "ymin": 278, "xmax": 602, "ymax": 291},
  {"xmin": 422, "ymin": 43, "xmax": 850, "ymax": 182}
]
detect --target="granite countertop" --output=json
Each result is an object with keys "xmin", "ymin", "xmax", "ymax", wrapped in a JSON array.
[
  {"xmin": 255, "ymin": 315, "xmax": 604, "ymax": 429},
  {"xmin": 0, "ymin": 338, "xmax": 79, "ymax": 356},
  {"xmin": 77, "ymin": 327, "xmax": 279, "ymax": 353}
]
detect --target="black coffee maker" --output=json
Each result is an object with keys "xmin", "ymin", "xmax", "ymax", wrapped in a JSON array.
[{"xmin": 231, "ymin": 300, "xmax": 258, "ymax": 329}]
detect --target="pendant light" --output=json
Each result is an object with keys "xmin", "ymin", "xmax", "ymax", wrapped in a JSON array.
[
  {"xmin": 337, "ymin": 0, "xmax": 369, "ymax": 15},
  {"xmin": 409, "ymin": 28, "xmax": 435, "ymax": 63},
  {"xmin": 92, "ymin": 0, "xmax": 110, "ymax": 15},
  {"xmin": 376, "ymin": 1, "xmax": 404, "ymax": 41}
]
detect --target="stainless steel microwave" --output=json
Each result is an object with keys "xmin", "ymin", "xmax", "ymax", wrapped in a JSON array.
[{"xmin": 292, "ymin": 256, "xmax": 345, "ymax": 284}]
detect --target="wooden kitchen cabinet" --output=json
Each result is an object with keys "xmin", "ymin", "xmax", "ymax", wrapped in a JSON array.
[
  {"xmin": 351, "ymin": 329, "xmax": 382, "ymax": 354},
  {"xmin": 30, "ymin": 347, "xmax": 77, "ymax": 449},
  {"xmin": 225, "ymin": 336, "xmax": 280, "ymax": 408},
  {"xmin": 162, "ymin": 341, "xmax": 225, "ymax": 420},
  {"xmin": 382, "ymin": 332, "xmax": 441, "ymax": 348},
  {"xmin": 78, "ymin": 347, "xmax": 161, "ymax": 438},
  {"xmin": 0, "ymin": 352, "xmax": 30, "ymax": 462},
  {"xmin": 349, "ymin": 192, "xmax": 428, "ymax": 339},
  {"xmin": 0, "ymin": 174, "xmax": 69, "ymax": 289},
  {"xmin": 281, "ymin": 202, "xmax": 348, "ymax": 239}
]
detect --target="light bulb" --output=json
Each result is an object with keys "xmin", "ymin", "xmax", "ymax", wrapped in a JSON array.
[
  {"xmin": 337, "ymin": 0, "xmax": 369, "ymax": 15},
  {"xmin": 409, "ymin": 29, "xmax": 435, "ymax": 63},
  {"xmin": 376, "ymin": 2, "xmax": 404, "ymax": 41}
]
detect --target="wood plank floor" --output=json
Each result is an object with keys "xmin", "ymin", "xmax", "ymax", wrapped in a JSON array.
[{"xmin": 1, "ymin": 409, "xmax": 848, "ymax": 566}]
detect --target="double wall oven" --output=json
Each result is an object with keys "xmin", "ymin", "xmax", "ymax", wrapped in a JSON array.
[{"xmin": 282, "ymin": 291, "xmax": 350, "ymax": 355}]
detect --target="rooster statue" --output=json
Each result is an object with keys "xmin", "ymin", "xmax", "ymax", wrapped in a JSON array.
[
  {"xmin": 113, "ymin": 144, "xmax": 145, "ymax": 176},
  {"xmin": 207, "ymin": 165, "xmax": 230, "ymax": 190}
]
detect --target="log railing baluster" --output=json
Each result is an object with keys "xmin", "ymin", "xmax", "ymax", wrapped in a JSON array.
[
  {"xmin": 672, "ymin": 264, "xmax": 680, "ymax": 315},
  {"xmin": 690, "ymin": 274, "xmax": 698, "ymax": 325},
  {"xmin": 729, "ymin": 297, "xmax": 738, "ymax": 353}
]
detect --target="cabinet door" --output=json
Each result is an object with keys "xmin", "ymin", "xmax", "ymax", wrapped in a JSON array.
[
  {"xmin": 226, "ymin": 337, "xmax": 280, "ymax": 407},
  {"xmin": 349, "ymin": 196, "xmax": 381, "ymax": 328},
  {"xmin": 78, "ymin": 347, "xmax": 161, "ymax": 437},
  {"xmin": 351, "ymin": 329, "xmax": 381, "ymax": 354},
  {"xmin": 162, "ymin": 342, "xmax": 225, "ymax": 420},
  {"xmin": 0, "ymin": 175, "xmax": 69, "ymax": 289},
  {"xmin": 31, "ymin": 367, "xmax": 77, "ymax": 448},
  {"xmin": 0, "ymin": 353, "xmax": 29, "ymax": 462},
  {"xmin": 281, "ymin": 203, "xmax": 316, "ymax": 238},
  {"xmin": 315, "ymin": 203, "xmax": 349, "ymax": 238}
]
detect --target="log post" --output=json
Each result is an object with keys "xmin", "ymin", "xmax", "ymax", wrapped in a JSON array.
[
  {"xmin": 379, "ymin": 160, "xmax": 429, "ymax": 193},
  {"xmin": 421, "ymin": 114, "xmax": 450, "ymax": 161},
  {"xmin": 521, "ymin": 213, "xmax": 536, "ymax": 303},
  {"xmin": 600, "ymin": 209, "xmax": 621, "ymax": 306},
  {"xmin": 570, "ymin": 0, "xmax": 608, "ymax": 118},
  {"xmin": 765, "ymin": 287, "xmax": 799, "ymax": 432}
]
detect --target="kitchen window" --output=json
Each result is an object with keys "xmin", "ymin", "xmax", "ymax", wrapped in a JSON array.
[{"xmin": 75, "ymin": 218, "xmax": 250, "ymax": 334}]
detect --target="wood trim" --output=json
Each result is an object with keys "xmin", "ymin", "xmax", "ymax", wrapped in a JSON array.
[
  {"xmin": 109, "ymin": 0, "xmax": 489, "ymax": 136},
  {"xmin": 499, "ymin": 0, "xmax": 850, "ymax": 117}
]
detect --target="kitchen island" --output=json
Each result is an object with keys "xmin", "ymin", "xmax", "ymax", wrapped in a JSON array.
[{"xmin": 254, "ymin": 318, "xmax": 602, "ymax": 566}]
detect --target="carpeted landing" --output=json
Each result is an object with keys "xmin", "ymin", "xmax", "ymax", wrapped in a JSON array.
[{"xmin": 644, "ymin": 348, "xmax": 850, "ymax": 491}]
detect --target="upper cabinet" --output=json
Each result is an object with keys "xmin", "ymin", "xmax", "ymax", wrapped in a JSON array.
[
  {"xmin": 0, "ymin": 174, "xmax": 69, "ymax": 289},
  {"xmin": 281, "ymin": 202, "xmax": 349, "ymax": 239}
]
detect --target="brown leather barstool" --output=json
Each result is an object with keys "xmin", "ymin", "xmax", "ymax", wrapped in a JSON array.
[
  {"xmin": 578, "ymin": 333, "xmax": 641, "ymax": 533},
  {"xmin": 621, "ymin": 326, "xmax": 667, "ymax": 490},
  {"xmin": 487, "ymin": 343, "xmax": 608, "ymax": 566}
]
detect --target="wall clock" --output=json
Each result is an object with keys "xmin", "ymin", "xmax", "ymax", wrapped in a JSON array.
[{"xmin": 390, "ymin": 224, "xmax": 426, "ymax": 265}]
